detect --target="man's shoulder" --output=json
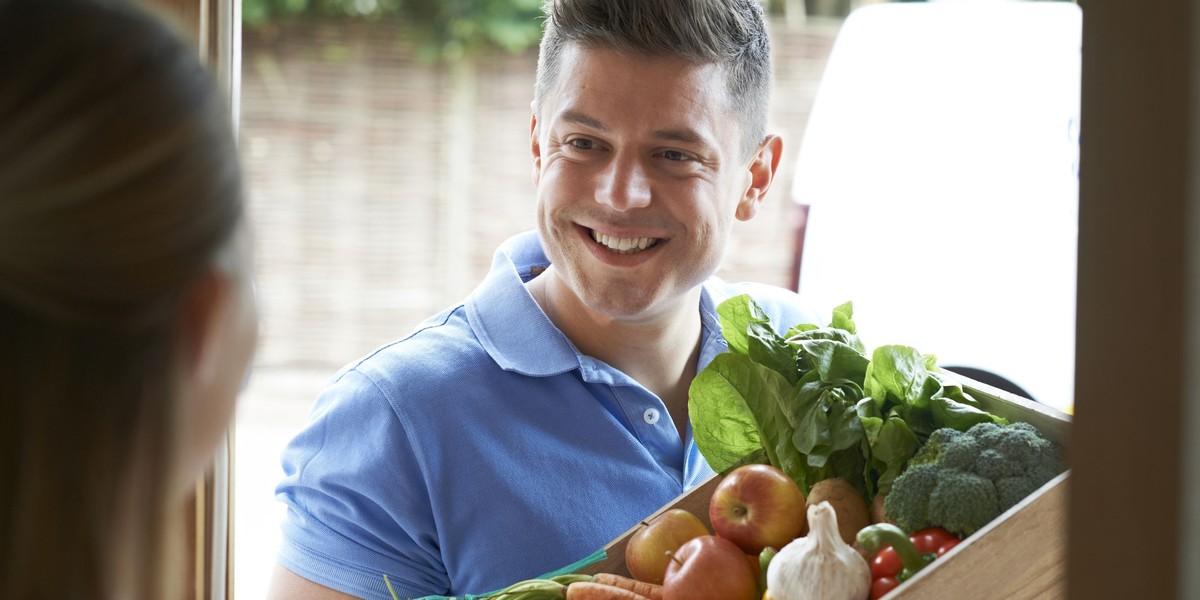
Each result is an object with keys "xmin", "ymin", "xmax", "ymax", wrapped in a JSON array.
[
  {"xmin": 331, "ymin": 304, "xmax": 493, "ymax": 393},
  {"xmin": 705, "ymin": 278, "xmax": 825, "ymax": 330}
]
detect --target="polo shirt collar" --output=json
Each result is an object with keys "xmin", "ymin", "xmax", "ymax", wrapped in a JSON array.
[
  {"xmin": 467, "ymin": 231, "xmax": 729, "ymax": 377},
  {"xmin": 468, "ymin": 232, "xmax": 580, "ymax": 377}
]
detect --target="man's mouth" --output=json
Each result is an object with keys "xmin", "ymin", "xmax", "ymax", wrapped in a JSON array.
[{"xmin": 589, "ymin": 229, "xmax": 661, "ymax": 255}]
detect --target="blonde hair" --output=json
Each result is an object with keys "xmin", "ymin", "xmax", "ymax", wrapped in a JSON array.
[{"xmin": 0, "ymin": 0, "xmax": 244, "ymax": 598}]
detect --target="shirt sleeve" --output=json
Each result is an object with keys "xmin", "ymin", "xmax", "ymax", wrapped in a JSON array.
[{"xmin": 274, "ymin": 368, "xmax": 450, "ymax": 599}]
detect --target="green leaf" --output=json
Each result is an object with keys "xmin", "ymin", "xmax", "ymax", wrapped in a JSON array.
[
  {"xmin": 865, "ymin": 345, "xmax": 934, "ymax": 408},
  {"xmin": 747, "ymin": 320, "xmax": 800, "ymax": 385},
  {"xmin": 716, "ymin": 295, "xmax": 763, "ymax": 356},
  {"xmin": 689, "ymin": 356, "xmax": 764, "ymax": 472},
  {"xmin": 929, "ymin": 395, "xmax": 1007, "ymax": 429},
  {"xmin": 870, "ymin": 415, "xmax": 921, "ymax": 495},
  {"xmin": 689, "ymin": 353, "xmax": 792, "ymax": 472},
  {"xmin": 785, "ymin": 323, "xmax": 820, "ymax": 338},
  {"xmin": 824, "ymin": 448, "xmax": 870, "ymax": 498},
  {"xmin": 937, "ymin": 381, "xmax": 984, "ymax": 408},
  {"xmin": 787, "ymin": 327, "xmax": 866, "ymax": 355},
  {"xmin": 830, "ymin": 301, "xmax": 856, "ymax": 334},
  {"xmin": 827, "ymin": 393, "xmax": 865, "ymax": 452},
  {"xmin": 792, "ymin": 338, "xmax": 870, "ymax": 385},
  {"xmin": 722, "ymin": 448, "xmax": 771, "ymax": 472},
  {"xmin": 795, "ymin": 401, "xmax": 831, "ymax": 467},
  {"xmin": 714, "ymin": 295, "xmax": 798, "ymax": 383},
  {"xmin": 788, "ymin": 379, "xmax": 863, "ymax": 473},
  {"xmin": 738, "ymin": 365, "xmax": 806, "ymax": 485}
]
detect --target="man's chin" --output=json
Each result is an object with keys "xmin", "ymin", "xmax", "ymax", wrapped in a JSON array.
[{"xmin": 574, "ymin": 282, "xmax": 683, "ymax": 323}]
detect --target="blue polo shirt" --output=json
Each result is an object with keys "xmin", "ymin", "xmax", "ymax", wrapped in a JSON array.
[{"xmin": 275, "ymin": 231, "xmax": 820, "ymax": 599}]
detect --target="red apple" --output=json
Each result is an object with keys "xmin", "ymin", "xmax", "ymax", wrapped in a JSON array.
[
  {"xmin": 663, "ymin": 535, "xmax": 758, "ymax": 600},
  {"xmin": 625, "ymin": 508, "xmax": 711, "ymax": 584},
  {"xmin": 708, "ymin": 464, "xmax": 807, "ymax": 554}
]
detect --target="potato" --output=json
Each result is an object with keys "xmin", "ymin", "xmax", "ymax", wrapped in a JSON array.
[
  {"xmin": 871, "ymin": 492, "xmax": 891, "ymax": 525},
  {"xmin": 806, "ymin": 478, "xmax": 871, "ymax": 545}
]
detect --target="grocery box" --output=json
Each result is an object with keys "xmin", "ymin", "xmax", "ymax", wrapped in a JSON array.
[{"xmin": 578, "ymin": 371, "xmax": 1071, "ymax": 600}]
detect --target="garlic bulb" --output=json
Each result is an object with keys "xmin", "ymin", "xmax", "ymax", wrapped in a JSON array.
[{"xmin": 766, "ymin": 500, "xmax": 872, "ymax": 600}]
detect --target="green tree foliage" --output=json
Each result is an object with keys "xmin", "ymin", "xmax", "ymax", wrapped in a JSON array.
[{"xmin": 243, "ymin": 0, "xmax": 544, "ymax": 59}]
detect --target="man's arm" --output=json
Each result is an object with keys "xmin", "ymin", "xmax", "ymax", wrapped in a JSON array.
[{"xmin": 267, "ymin": 563, "xmax": 364, "ymax": 600}]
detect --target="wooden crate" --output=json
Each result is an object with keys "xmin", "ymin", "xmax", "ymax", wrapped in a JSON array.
[{"xmin": 580, "ymin": 372, "xmax": 1072, "ymax": 600}]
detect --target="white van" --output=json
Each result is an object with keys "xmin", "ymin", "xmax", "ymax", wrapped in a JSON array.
[{"xmin": 791, "ymin": 1, "xmax": 1082, "ymax": 413}]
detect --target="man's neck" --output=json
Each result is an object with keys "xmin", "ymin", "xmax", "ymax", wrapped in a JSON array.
[{"xmin": 528, "ymin": 268, "xmax": 703, "ymax": 440}]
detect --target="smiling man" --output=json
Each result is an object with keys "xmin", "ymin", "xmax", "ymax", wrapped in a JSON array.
[{"xmin": 268, "ymin": 1, "xmax": 820, "ymax": 598}]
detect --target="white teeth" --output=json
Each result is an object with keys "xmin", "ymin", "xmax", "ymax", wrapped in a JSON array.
[{"xmin": 590, "ymin": 230, "xmax": 659, "ymax": 254}]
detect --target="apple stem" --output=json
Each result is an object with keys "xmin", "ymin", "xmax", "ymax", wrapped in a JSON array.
[{"xmin": 664, "ymin": 551, "xmax": 684, "ymax": 566}]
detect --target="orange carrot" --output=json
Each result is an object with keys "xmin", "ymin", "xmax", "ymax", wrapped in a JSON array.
[
  {"xmin": 591, "ymin": 574, "xmax": 664, "ymax": 600},
  {"xmin": 565, "ymin": 581, "xmax": 654, "ymax": 600}
]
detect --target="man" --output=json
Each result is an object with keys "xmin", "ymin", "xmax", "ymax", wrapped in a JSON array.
[{"xmin": 268, "ymin": 1, "xmax": 820, "ymax": 597}]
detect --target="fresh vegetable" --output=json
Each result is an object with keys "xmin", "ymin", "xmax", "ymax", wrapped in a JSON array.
[
  {"xmin": 485, "ymin": 576, "xmax": 572, "ymax": 599},
  {"xmin": 805, "ymin": 478, "xmax": 871, "ymax": 545},
  {"xmin": 908, "ymin": 527, "xmax": 957, "ymax": 555},
  {"xmin": 869, "ymin": 577, "xmax": 900, "ymax": 600},
  {"xmin": 869, "ymin": 545, "xmax": 902, "ymax": 580},
  {"xmin": 689, "ymin": 296, "xmax": 1007, "ymax": 502},
  {"xmin": 553, "ymin": 575, "xmax": 598, "ymax": 585},
  {"xmin": 863, "ymin": 527, "xmax": 960, "ymax": 598},
  {"xmin": 565, "ymin": 581, "xmax": 654, "ymax": 600},
  {"xmin": 386, "ymin": 573, "xmax": 592, "ymax": 600},
  {"xmin": 758, "ymin": 546, "xmax": 777, "ymax": 596},
  {"xmin": 590, "ymin": 574, "xmax": 663, "ymax": 600},
  {"xmin": 935, "ymin": 538, "xmax": 960, "ymax": 556},
  {"xmin": 883, "ymin": 422, "xmax": 1064, "ymax": 536},
  {"xmin": 689, "ymin": 298, "xmax": 870, "ymax": 496},
  {"xmin": 857, "ymin": 523, "xmax": 936, "ymax": 591},
  {"xmin": 766, "ymin": 501, "xmax": 871, "ymax": 600},
  {"xmin": 870, "ymin": 494, "xmax": 889, "ymax": 524},
  {"xmin": 857, "ymin": 344, "xmax": 1007, "ymax": 496}
]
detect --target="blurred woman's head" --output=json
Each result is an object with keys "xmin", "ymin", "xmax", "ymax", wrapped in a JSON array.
[{"xmin": 0, "ymin": 0, "xmax": 258, "ymax": 597}]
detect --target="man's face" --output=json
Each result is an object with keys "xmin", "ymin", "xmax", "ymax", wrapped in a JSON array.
[{"xmin": 531, "ymin": 44, "xmax": 775, "ymax": 323}]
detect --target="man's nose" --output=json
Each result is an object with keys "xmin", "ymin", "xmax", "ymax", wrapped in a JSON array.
[{"xmin": 596, "ymin": 154, "xmax": 651, "ymax": 211}]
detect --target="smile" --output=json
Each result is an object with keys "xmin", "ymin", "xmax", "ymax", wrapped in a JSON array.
[{"xmin": 589, "ymin": 229, "xmax": 661, "ymax": 255}]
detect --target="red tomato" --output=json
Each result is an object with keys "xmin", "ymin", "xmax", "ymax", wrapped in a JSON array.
[
  {"xmin": 936, "ymin": 537, "xmax": 961, "ymax": 556},
  {"xmin": 871, "ymin": 545, "xmax": 903, "ymax": 579},
  {"xmin": 871, "ymin": 576, "xmax": 901, "ymax": 600},
  {"xmin": 909, "ymin": 527, "xmax": 957, "ymax": 554}
]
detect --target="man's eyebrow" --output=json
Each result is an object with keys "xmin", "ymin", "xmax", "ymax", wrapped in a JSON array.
[
  {"xmin": 559, "ymin": 109, "xmax": 605, "ymax": 131},
  {"xmin": 651, "ymin": 127, "xmax": 708, "ymax": 147},
  {"xmin": 557, "ymin": 110, "xmax": 712, "ymax": 149}
]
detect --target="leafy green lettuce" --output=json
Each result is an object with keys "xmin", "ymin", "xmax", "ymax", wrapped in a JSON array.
[{"xmin": 690, "ymin": 295, "xmax": 1007, "ymax": 498}]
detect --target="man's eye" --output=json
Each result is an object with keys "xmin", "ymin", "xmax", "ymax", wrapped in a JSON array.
[
  {"xmin": 663, "ymin": 150, "xmax": 690, "ymax": 161},
  {"xmin": 568, "ymin": 138, "xmax": 595, "ymax": 150}
]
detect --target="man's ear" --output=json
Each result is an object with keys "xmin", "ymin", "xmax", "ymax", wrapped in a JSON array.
[
  {"xmin": 530, "ymin": 107, "xmax": 542, "ymax": 187},
  {"xmin": 736, "ymin": 134, "xmax": 784, "ymax": 221},
  {"xmin": 177, "ymin": 269, "xmax": 232, "ymax": 386}
]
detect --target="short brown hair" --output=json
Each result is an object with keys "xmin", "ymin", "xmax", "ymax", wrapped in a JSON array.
[{"xmin": 534, "ymin": 0, "xmax": 774, "ymax": 159}]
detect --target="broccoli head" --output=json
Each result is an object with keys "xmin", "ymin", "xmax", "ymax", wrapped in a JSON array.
[
  {"xmin": 927, "ymin": 471, "xmax": 998, "ymax": 535},
  {"xmin": 882, "ymin": 463, "xmax": 939, "ymax": 533},
  {"xmin": 883, "ymin": 421, "xmax": 1065, "ymax": 536}
]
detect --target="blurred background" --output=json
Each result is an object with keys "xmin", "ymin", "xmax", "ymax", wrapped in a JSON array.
[{"xmin": 233, "ymin": 0, "xmax": 1077, "ymax": 597}]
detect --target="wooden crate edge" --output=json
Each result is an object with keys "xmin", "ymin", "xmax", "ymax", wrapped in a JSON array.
[{"xmin": 890, "ymin": 471, "xmax": 1070, "ymax": 600}]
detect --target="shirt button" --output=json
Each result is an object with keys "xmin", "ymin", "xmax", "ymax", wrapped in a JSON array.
[{"xmin": 643, "ymin": 408, "xmax": 660, "ymax": 425}]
